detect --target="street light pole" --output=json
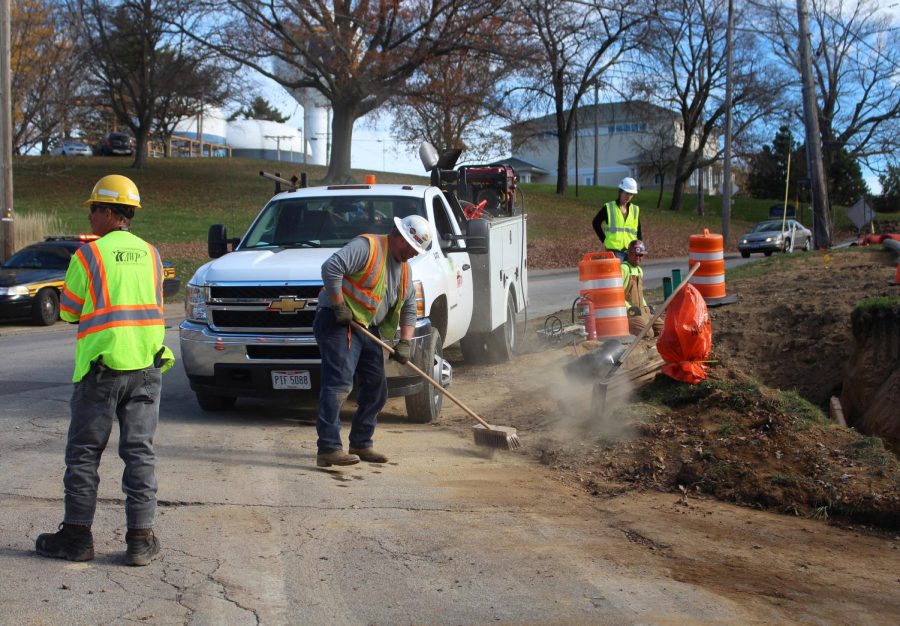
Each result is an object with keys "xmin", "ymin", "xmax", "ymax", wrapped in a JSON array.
[{"xmin": 0, "ymin": 0, "xmax": 14, "ymax": 261}]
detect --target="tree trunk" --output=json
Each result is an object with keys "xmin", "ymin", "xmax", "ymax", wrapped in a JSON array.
[
  {"xmin": 555, "ymin": 133, "xmax": 570, "ymax": 195},
  {"xmin": 656, "ymin": 173, "xmax": 664, "ymax": 208},
  {"xmin": 669, "ymin": 173, "xmax": 690, "ymax": 211},
  {"xmin": 325, "ymin": 103, "xmax": 357, "ymax": 184},
  {"xmin": 132, "ymin": 129, "xmax": 149, "ymax": 169},
  {"xmin": 697, "ymin": 168, "xmax": 704, "ymax": 216}
]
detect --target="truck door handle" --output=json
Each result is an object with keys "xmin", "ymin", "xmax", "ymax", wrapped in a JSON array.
[{"xmin": 462, "ymin": 264, "xmax": 470, "ymax": 271}]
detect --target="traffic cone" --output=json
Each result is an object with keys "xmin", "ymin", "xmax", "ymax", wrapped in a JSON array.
[{"xmin": 892, "ymin": 264, "xmax": 900, "ymax": 286}]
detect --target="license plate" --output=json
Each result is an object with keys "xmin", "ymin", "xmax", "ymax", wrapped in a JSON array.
[{"xmin": 272, "ymin": 370, "xmax": 311, "ymax": 390}]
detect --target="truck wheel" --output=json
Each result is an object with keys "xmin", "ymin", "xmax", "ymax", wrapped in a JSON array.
[
  {"xmin": 405, "ymin": 330, "xmax": 444, "ymax": 423},
  {"xmin": 195, "ymin": 392, "xmax": 236, "ymax": 412},
  {"xmin": 484, "ymin": 291, "xmax": 517, "ymax": 363},
  {"xmin": 32, "ymin": 288, "xmax": 59, "ymax": 326}
]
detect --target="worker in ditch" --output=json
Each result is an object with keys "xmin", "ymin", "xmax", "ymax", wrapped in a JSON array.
[
  {"xmin": 593, "ymin": 177, "xmax": 642, "ymax": 261},
  {"xmin": 35, "ymin": 175, "xmax": 174, "ymax": 566},
  {"xmin": 314, "ymin": 214, "xmax": 433, "ymax": 467},
  {"xmin": 622, "ymin": 239, "xmax": 664, "ymax": 338}
]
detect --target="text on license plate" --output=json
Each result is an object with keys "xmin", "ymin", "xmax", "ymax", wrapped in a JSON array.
[{"xmin": 272, "ymin": 370, "xmax": 311, "ymax": 390}]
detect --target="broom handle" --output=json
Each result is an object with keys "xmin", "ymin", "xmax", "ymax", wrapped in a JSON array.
[
  {"xmin": 616, "ymin": 262, "xmax": 701, "ymax": 365},
  {"xmin": 352, "ymin": 322, "xmax": 494, "ymax": 429}
]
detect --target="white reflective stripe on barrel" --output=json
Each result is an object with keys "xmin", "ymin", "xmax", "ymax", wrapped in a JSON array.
[
  {"xmin": 689, "ymin": 251, "xmax": 724, "ymax": 261},
  {"xmin": 581, "ymin": 277, "xmax": 623, "ymax": 289},
  {"xmin": 594, "ymin": 307, "xmax": 628, "ymax": 319},
  {"xmin": 690, "ymin": 274, "xmax": 726, "ymax": 285}
]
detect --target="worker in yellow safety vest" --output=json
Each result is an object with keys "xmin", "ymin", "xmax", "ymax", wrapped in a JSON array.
[
  {"xmin": 622, "ymin": 239, "xmax": 664, "ymax": 338},
  {"xmin": 36, "ymin": 175, "xmax": 174, "ymax": 567},
  {"xmin": 313, "ymin": 213, "xmax": 433, "ymax": 468},
  {"xmin": 593, "ymin": 177, "xmax": 642, "ymax": 261}
]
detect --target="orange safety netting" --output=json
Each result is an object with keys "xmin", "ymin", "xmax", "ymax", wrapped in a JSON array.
[{"xmin": 657, "ymin": 284, "xmax": 712, "ymax": 384}]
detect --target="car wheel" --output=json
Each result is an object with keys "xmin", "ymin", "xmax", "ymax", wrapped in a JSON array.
[
  {"xmin": 31, "ymin": 288, "xmax": 59, "ymax": 326},
  {"xmin": 405, "ymin": 329, "xmax": 445, "ymax": 423},
  {"xmin": 195, "ymin": 392, "xmax": 236, "ymax": 411},
  {"xmin": 764, "ymin": 251, "xmax": 773, "ymax": 257},
  {"xmin": 803, "ymin": 237, "xmax": 812, "ymax": 252},
  {"xmin": 740, "ymin": 251, "xmax": 750, "ymax": 259}
]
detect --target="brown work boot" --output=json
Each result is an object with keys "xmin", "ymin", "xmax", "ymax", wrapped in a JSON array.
[
  {"xmin": 35, "ymin": 523, "xmax": 94, "ymax": 562},
  {"xmin": 349, "ymin": 447, "xmax": 388, "ymax": 463},
  {"xmin": 125, "ymin": 528, "xmax": 160, "ymax": 566},
  {"xmin": 316, "ymin": 450, "xmax": 360, "ymax": 467}
]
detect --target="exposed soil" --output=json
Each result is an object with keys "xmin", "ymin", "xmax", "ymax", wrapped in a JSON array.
[{"xmin": 441, "ymin": 245, "xmax": 900, "ymax": 531}]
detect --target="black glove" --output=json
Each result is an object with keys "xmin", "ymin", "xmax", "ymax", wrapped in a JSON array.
[
  {"xmin": 391, "ymin": 339, "xmax": 412, "ymax": 364},
  {"xmin": 332, "ymin": 302, "xmax": 354, "ymax": 326}
]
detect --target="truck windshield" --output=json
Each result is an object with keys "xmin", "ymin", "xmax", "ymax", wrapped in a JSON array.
[{"xmin": 241, "ymin": 196, "xmax": 427, "ymax": 249}]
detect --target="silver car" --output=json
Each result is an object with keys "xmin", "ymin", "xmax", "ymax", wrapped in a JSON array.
[
  {"xmin": 51, "ymin": 140, "xmax": 93, "ymax": 157},
  {"xmin": 738, "ymin": 219, "xmax": 813, "ymax": 258}
]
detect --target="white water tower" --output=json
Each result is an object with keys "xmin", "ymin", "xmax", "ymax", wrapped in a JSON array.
[{"xmin": 273, "ymin": 59, "xmax": 331, "ymax": 166}]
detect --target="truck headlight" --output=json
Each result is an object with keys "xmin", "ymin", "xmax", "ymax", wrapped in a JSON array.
[
  {"xmin": 0, "ymin": 285, "xmax": 29, "ymax": 296},
  {"xmin": 185, "ymin": 284, "xmax": 208, "ymax": 322}
]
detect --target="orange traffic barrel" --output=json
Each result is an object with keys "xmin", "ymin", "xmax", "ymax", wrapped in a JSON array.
[
  {"xmin": 578, "ymin": 251, "xmax": 630, "ymax": 339},
  {"xmin": 688, "ymin": 229, "xmax": 727, "ymax": 300}
]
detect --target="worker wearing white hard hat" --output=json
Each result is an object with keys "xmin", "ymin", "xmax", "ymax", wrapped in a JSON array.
[
  {"xmin": 313, "ymin": 211, "xmax": 433, "ymax": 468},
  {"xmin": 593, "ymin": 176, "xmax": 642, "ymax": 262}
]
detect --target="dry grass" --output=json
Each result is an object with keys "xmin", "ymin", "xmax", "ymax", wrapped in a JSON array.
[{"xmin": 4, "ymin": 211, "xmax": 65, "ymax": 252}]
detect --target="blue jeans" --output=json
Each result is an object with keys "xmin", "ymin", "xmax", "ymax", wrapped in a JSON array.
[
  {"xmin": 64, "ymin": 363, "xmax": 161, "ymax": 529},
  {"xmin": 610, "ymin": 248, "xmax": 628, "ymax": 262},
  {"xmin": 314, "ymin": 307, "xmax": 387, "ymax": 454}
]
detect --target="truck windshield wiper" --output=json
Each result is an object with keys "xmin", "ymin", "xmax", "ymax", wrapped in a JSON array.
[{"xmin": 281, "ymin": 241, "xmax": 322, "ymax": 248}]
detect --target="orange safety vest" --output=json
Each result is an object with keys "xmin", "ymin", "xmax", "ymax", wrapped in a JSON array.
[{"xmin": 341, "ymin": 234, "xmax": 409, "ymax": 340}]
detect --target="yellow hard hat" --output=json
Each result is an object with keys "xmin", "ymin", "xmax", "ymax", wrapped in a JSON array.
[{"xmin": 84, "ymin": 174, "xmax": 142, "ymax": 209}]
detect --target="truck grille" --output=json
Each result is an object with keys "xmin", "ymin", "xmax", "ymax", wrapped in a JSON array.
[{"xmin": 207, "ymin": 284, "xmax": 321, "ymax": 331}]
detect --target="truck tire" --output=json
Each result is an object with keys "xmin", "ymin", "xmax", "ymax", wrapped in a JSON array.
[
  {"xmin": 32, "ymin": 288, "xmax": 59, "ymax": 326},
  {"xmin": 484, "ymin": 291, "xmax": 517, "ymax": 363},
  {"xmin": 195, "ymin": 391, "xmax": 236, "ymax": 412},
  {"xmin": 405, "ymin": 330, "xmax": 444, "ymax": 423}
]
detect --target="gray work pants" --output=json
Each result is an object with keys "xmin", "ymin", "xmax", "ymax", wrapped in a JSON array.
[{"xmin": 63, "ymin": 364, "xmax": 161, "ymax": 529}]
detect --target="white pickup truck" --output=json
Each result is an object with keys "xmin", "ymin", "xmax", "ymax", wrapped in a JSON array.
[{"xmin": 179, "ymin": 144, "xmax": 527, "ymax": 422}]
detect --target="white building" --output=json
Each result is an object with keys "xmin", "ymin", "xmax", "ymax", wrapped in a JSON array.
[{"xmin": 506, "ymin": 101, "xmax": 722, "ymax": 193}]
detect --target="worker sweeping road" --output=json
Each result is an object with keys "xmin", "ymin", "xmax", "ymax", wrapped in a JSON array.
[
  {"xmin": 313, "ymin": 214, "xmax": 433, "ymax": 468},
  {"xmin": 622, "ymin": 239, "xmax": 664, "ymax": 338},
  {"xmin": 35, "ymin": 175, "xmax": 174, "ymax": 566},
  {"xmin": 593, "ymin": 177, "xmax": 642, "ymax": 262}
]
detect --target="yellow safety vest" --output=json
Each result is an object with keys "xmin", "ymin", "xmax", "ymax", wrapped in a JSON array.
[
  {"xmin": 342, "ymin": 234, "xmax": 409, "ymax": 340},
  {"xmin": 60, "ymin": 231, "xmax": 174, "ymax": 382},
  {"xmin": 604, "ymin": 201, "xmax": 640, "ymax": 251},
  {"xmin": 621, "ymin": 262, "xmax": 648, "ymax": 307}
]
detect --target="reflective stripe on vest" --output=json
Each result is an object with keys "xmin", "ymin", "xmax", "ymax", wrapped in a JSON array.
[
  {"xmin": 604, "ymin": 201, "xmax": 640, "ymax": 251},
  {"xmin": 342, "ymin": 235, "xmax": 409, "ymax": 334}
]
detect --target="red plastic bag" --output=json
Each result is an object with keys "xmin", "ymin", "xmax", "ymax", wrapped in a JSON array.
[{"xmin": 656, "ymin": 284, "xmax": 712, "ymax": 384}]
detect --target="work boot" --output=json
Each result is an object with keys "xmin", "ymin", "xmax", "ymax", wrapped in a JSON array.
[
  {"xmin": 316, "ymin": 450, "xmax": 360, "ymax": 467},
  {"xmin": 349, "ymin": 447, "xmax": 389, "ymax": 463},
  {"xmin": 125, "ymin": 528, "xmax": 160, "ymax": 567},
  {"xmin": 35, "ymin": 523, "xmax": 94, "ymax": 562}
]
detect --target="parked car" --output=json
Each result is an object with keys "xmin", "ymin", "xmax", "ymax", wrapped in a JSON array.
[
  {"xmin": 738, "ymin": 219, "xmax": 813, "ymax": 258},
  {"xmin": 98, "ymin": 132, "xmax": 134, "ymax": 156},
  {"xmin": 0, "ymin": 236, "xmax": 180, "ymax": 326},
  {"xmin": 51, "ymin": 140, "xmax": 93, "ymax": 157}
]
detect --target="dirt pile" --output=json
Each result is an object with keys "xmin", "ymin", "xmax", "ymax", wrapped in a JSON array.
[{"xmin": 443, "ymin": 246, "xmax": 900, "ymax": 530}]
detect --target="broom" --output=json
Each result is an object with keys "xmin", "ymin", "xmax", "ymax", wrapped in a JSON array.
[{"xmin": 353, "ymin": 322, "xmax": 521, "ymax": 450}]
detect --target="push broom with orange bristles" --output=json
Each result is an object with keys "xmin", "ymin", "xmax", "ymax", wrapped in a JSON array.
[{"xmin": 353, "ymin": 322, "xmax": 521, "ymax": 450}]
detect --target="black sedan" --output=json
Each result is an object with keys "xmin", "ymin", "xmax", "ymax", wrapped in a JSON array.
[{"xmin": 1, "ymin": 236, "xmax": 180, "ymax": 326}]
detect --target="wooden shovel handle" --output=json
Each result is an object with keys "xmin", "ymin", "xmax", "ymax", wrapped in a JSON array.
[
  {"xmin": 352, "ymin": 322, "xmax": 493, "ymax": 429},
  {"xmin": 616, "ymin": 262, "xmax": 701, "ymax": 366}
]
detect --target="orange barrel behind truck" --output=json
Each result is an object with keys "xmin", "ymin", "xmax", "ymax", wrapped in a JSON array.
[
  {"xmin": 578, "ymin": 251, "xmax": 630, "ymax": 339},
  {"xmin": 688, "ymin": 229, "xmax": 727, "ymax": 300}
]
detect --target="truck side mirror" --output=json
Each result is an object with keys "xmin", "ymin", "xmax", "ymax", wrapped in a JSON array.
[
  {"xmin": 465, "ymin": 218, "xmax": 490, "ymax": 255},
  {"xmin": 208, "ymin": 224, "xmax": 238, "ymax": 258}
]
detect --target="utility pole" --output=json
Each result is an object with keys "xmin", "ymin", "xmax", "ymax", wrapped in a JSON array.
[
  {"xmin": 796, "ymin": 0, "xmax": 831, "ymax": 248},
  {"xmin": 574, "ymin": 107, "xmax": 579, "ymax": 198},
  {"xmin": 721, "ymin": 0, "xmax": 734, "ymax": 244},
  {"xmin": 0, "ymin": 0, "xmax": 14, "ymax": 261},
  {"xmin": 592, "ymin": 82, "xmax": 599, "ymax": 187}
]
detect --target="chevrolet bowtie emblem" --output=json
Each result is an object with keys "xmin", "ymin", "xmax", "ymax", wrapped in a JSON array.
[{"xmin": 266, "ymin": 297, "xmax": 307, "ymax": 314}]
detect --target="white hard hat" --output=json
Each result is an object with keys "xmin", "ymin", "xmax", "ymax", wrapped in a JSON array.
[
  {"xmin": 393, "ymin": 215, "xmax": 432, "ymax": 254},
  {"xmin": 618, "ymin": 177, "xmax": 638, "ymax": 194}
]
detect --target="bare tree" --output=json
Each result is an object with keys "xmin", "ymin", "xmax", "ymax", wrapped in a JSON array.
[
  {"xmin": 634, "ymin": 0, "xmax": 783, "ymax": 211},
  {"xmin": 10, "ymin": 0, "xmax": 87, "ymax": 153},
  {"xmin": 513, "ymin": 0, "xmax": 650, "ymax": 195},
  {"xmin": 762, "ymin": 0, "xmax": 900, "ymax": 178},
  {"xmin": 388, "ymin": 49, "xmax": 511, "ymax": 162},
  {"xmin": 631, "ymin": 119, "xmax": 681, "ymax": 208},
  {"xmin": 70, "ymin": 0, "xmax": 234, "ymax": 168},
  {"xmin": 188, "ymin": 0, "xmax": 505, "ymax": 182}
]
